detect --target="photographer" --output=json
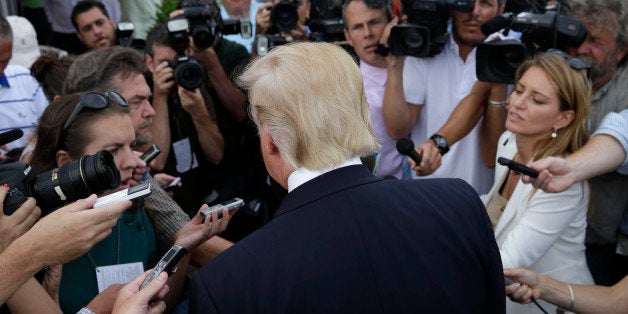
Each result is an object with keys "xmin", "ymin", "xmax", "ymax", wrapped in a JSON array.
[
  {"xmin": 25, "ymin": 92, "xmax": 232, "ymax": 313},
  {"xmin": 145, "ymin": 22, "xmax": 225, "ymax": 216},
  {"xmin": 253, "ymin": 0, "xmax": 311, "ymax": 56}
]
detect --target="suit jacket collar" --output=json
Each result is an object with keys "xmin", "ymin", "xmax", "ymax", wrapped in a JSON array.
[{"xmin": 275, "ymin": 165, "xmax": 383, "ymax": 218}]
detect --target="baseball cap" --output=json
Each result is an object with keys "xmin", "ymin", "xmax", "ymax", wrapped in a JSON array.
[{"xmin": 6, "ymin": 16, "xmax": 41, "ymax": 69}]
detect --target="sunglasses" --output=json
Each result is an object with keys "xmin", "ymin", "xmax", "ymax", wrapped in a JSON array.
[
  {"xmin": 63, "ymin": 91, "xmax": 129, "ymax": 132},
  {"xmin": 546, "ymin": 49, "xmax": 591, "ymax": 71}
]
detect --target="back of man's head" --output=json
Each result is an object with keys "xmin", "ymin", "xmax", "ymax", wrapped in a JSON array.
[
  {"xmin": 238, "ymin": 42, "xmax": 380, "ymax": 170},
  {"xmin": 71, "ymin": 0, "xmax": 110, "ymax": 31},
  {"xmin": 0, "ymin": 15, "xmax": 13, "ymax": 43},
  {"xmin": 570, "ymin": 0, "xmax": 627, "ymax": 49},
  {"xmin": 63, "ymin": 46, "xmax": 146, "ymax": 94},
  {"xmin": 145, "ymin": 23, "xmax": 171, "ymax": 56}
]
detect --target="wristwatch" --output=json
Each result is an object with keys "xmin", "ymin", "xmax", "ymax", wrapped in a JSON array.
[{"xmin": 430, "ymin": 134, "xmax": 450, "ymax": 156}]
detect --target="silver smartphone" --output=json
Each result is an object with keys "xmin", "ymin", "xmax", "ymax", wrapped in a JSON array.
[
  {"xmin": 200, "ymin": 197, "xmax": 244, "ymax": 219},
  {"xmin": 93, "ymin": 182, "xmax": 152, "ymax": 208}
]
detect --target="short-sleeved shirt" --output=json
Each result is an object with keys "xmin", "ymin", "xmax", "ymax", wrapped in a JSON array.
[
  {"xmin": 402, "ymin": 36, "xmax": 493, "ymax": 194},
  {"xmin": 0, "ymin": 64, "xmax": 49, "ymax": 150}
]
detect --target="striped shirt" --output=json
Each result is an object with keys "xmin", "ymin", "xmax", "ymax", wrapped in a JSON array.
[{"xmin": 0, "ymin": 64, "xmax": 49, "ymax": 150}]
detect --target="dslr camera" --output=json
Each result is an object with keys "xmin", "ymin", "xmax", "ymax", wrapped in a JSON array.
[
  {"xmin": 389, "ymin": 0, "xmax": 474, "ymax": 58},
  {"xmin": 476, "ymin": 0, "xmax": 586, "ymax": 83},
  {"xmin": 166, "ymin": 7, "xmax": 252, "ymax": 90},
  {"xmin": 270, "ymin": 0, "xmax": 300, "ymax": 32},
  {"xmin": 167, "ymin": 17, "xmax": 206, "ymax": 91},
  {"xmin": 1, "ymin": 150, "xmax": 121, "ymax": 216}
]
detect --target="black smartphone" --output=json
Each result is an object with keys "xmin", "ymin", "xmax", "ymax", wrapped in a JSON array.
[
  {"xmin": 140, "ymin": 245, "xmax": 187, "ymax": 289},
  {"xmin": 200, "ymin": 197, "xmax": 244, "ymax": 219},
  {"xmin": 497, "ymin": 157, "xmax": 539, "ymax": 178},
  {"xmin": 140, "ymin": 144, "xmax": 161, "ymax": 164}
]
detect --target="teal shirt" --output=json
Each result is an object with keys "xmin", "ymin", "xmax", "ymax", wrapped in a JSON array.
[{"xmin": 59, "ymin": 205, "xmax": 158, "ymax": 313}]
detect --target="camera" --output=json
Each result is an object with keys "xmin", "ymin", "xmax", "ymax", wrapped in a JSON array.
[
  {"xmin": 1, "ymin": 150, "xmax": 121, "ymax": 216},
  {"xmin": 476, "ymin": 1, "xmax": 586, "ymax": 83},
  {"xmin": 389, "ymin": 0, "xmax": 474, "ymax": 58},
  {"xmin": 167, "ymin": 18, "xmax": 206, "ymax": 91},
  {"xmin": 256, "ymin": 35, "xmax": 290, "ymax": 56},
  {"xmin": 270, "ymin": 0, "xmax": 300, "ymax": 32},
  {"xmin": 117, "ymin": 21, "xmax": 135, "ymax": 47},
  {"xmin": 182, "ymin": 6, "xmax": 252, "ymax": 49}
]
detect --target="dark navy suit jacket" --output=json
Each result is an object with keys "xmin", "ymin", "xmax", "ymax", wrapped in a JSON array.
[{"xmin": 190, "ymin": 165, "xmax": 505, "ymax": 313}]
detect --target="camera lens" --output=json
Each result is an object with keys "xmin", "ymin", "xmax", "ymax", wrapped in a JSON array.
[
  {"xmin": 270, "ymin": 2, "xmax": 298, "ymax": 32},
  {"xmin": 174, "ymin": 58, "xmax": 205, "ymax": 91},
  {"xmin": 401, "ymin": 29, "xmax": 425, "ymax": 52},
  {"xmin": 191, "ymin": 25, "xmax": 214, "ymax": 50},
  {"xmin": 31, "ymin": 150, "xmax": 120, "ymax": 211}
]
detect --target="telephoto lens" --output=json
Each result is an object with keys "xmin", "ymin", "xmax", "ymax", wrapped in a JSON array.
[
  {"xmin": 31, "ymin": 150, "xmax": 121, "ymax": 213},
  {"xmin": 270, "ymin": 0, "xmax": 299, "ymax": 32}
]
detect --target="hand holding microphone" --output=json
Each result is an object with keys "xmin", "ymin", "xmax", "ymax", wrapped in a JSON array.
[
  {"xmin": 397, "ymin": 138, "xmax": 442, "ymax": 176},
  {"xmin": 396, "ymin": 138, "xmax": 422, "ymax": 165}
]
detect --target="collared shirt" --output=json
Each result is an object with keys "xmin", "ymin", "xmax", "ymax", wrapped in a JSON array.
[
  {"xmin": 402, "ymin": 35, "xmax": 494, "ymax": 194},
  {"xmin": 361, "ymin": 62, "xmax": 404, "ymax": 179},
  {"xmin": 588, "ymin": 64, "xmax": 627, "ymax": 132},
  {"xmin": 0, "ymin": 64, "xmax": 49, "ymax": 150},
  {"xmin": 287, "ymin": 157, "xmax": 362, "ymax": 192}
]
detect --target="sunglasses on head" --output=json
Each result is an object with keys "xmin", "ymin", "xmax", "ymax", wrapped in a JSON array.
[
  {"xmin": 546, "ymin": 49, "xmax": 591, "ymax": 71},
  {"xmin": 63, "ymin": 91, "xmax": 129, "ymax": 132}
]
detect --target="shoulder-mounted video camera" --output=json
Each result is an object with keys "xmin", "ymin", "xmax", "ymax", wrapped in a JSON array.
[
  {"xmin": 308, "ymin": 0, "xmax": 344, "ymax": 42},
  {"xmin": 270, "ymin": 0, "xmax": 300, "ymax": 32},
  {"xmin": 476, "ymin": 0, "xmax": 586, "ymax": 83},
  {"xmin": 388, "ymin": 0, "xmax": 474, "ymax": 58}
]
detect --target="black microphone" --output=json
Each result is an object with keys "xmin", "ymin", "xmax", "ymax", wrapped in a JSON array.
[
  {"xmin": 396, "ymin": 138, "xmax": 422, "ymax": 165},
  {"xmin": 0, "ymin": 129, "xmax": 24, "ymax": 147},
  {"xmin": 481, "ymin": 13, "xmax": 513, "ymax": 36}
]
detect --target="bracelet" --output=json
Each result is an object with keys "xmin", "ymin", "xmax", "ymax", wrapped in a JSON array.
[
  {"xmin": 489, "ymin": 100, "xmax": 508, "ymax": 107},
  {"xmin": 77, "ymin": 307, "xmax": 96, "ymax": 314},
  {"xmin": 566, "ymin": 283, "xmax": 575, "ymax": 311}
]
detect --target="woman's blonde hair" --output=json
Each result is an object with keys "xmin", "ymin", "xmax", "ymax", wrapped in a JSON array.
[
  {"xmin": 238, "ymin": 42, "xmax": 380, "ymax": 170},
  {"xmin": 514, "ymin": 53, "xmax": 591, "ymax": 161}
]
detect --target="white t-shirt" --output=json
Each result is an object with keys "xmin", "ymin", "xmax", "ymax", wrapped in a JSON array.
[{"xmin": 402, "ymin": 35, "xmax": 493, "ymax": 194}]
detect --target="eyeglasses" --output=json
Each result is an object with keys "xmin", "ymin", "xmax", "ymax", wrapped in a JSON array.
[
  {"xmin": 546, "ymin": 49, "xmax": 591, "ymax": 71},
  {"xmin": 63, "ymin": 91, "xmax": 129, "ymax": 132}
]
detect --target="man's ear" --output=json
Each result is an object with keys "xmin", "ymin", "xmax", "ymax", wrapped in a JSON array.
[
  {"xmin": 145, "ymin": 54, "xmax": 155, "ymax": 73},
  {"xmin": 554, "ymin": 110, "xmax": 575, "ymax": 130},
  {"xmin": 261, "ymin": 132, "xmax": 279, "ymax": 156},
  {"xmin": 55, "ymin": 150, "xmax": 72, "ymax": 168}
]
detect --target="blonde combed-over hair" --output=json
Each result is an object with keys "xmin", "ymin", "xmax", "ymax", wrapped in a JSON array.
[{"xmin": 239, "ymin": 42, "xmax": 380, "ymax": 170}]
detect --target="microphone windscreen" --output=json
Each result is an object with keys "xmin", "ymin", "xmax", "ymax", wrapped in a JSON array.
[
  {"xmin": 0, "ymin": 129, "xmax": 24, "ymax": 147},
  {"xmin": 396, "ymin": 138, "xmax": 415, "ymax": 156}
]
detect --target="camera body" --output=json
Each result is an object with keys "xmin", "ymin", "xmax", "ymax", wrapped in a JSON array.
[
  {"xmin": 270, "ymin": 0, "xmax": 300, "ymax": 32},
  {"xmin": 256, "ymin": 35, "xmax": 290, "ymax": 56},
  {"xmin": 476, "ymin": 2, "xmax": 586, "ymax": 83},
  {"xmin": 1, "ymin": 150, "xmax": 121, "ymax": 216},
  {"xmin": 389, "ymin": 0, "xmax": 474, "ymax": 58}
]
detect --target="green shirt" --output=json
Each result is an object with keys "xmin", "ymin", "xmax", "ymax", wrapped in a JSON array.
[{"xmin": 59, "ymin": 206, "xmax": 158, "ymax": 313}]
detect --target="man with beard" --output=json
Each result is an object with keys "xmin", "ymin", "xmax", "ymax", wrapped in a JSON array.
[
  {"xmin": 382, "ymin": 0, "xmax": 506, "ymax": 194},
  {"xmin": 71, "ymin": 0, "xmax": 118, "ymax": 51},
  {"xmin": 567, "ymin": 0, "xmax": 628, "ymax": 287}
]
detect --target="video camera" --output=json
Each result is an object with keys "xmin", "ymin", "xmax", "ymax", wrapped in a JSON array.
[
  {"xmin": 1, "ymin": 141, "xmax": 121, "ymax": 216},
  {"xmin": 389, "ymin": 0, "xmax": 474, "ymax": 58},
  {"xmin": 476, "ymin": 0, "xmax": 586, "ymax": 83},
  {"xmin": 308, "ymin": 0, "xmax": 345, "ymax": 42}
]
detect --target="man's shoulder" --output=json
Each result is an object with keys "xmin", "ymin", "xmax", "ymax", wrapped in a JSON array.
[{"xmin": 4, "ymin": 64, "xmax": 34, "ymax": 79}]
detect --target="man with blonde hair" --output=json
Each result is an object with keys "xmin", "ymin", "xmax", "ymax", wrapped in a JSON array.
[{"xmin": 189, "ymin": 41, "xmax": 505, "ymax": 313}]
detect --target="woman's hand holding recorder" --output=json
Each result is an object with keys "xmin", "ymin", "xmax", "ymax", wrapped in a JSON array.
[{"xmin": 173, "ymin": 204, "xmax": 235, "ymax": 252}]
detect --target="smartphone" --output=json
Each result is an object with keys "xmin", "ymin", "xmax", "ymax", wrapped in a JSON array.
[
  {"xmin": 200, "ymin": 197, "xmax": 244, "ymax": 219},
  {"xmin": 140, "ymin": 144, "xmax": 161, "ymax": 164},
  {"xmin": 140, "ymin": 245, "xmax": 187, "ymax": 289},
  {"xmin": 497, "ymin": 157, "xmax": 539, "ymax": 178},
  {"xmin": 161, "ymin": 176, "xmax": 181, "ymax": 189},
  {"xmin": 93, "ymin": 182, "xmax": 152, "ymax": 208}
]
